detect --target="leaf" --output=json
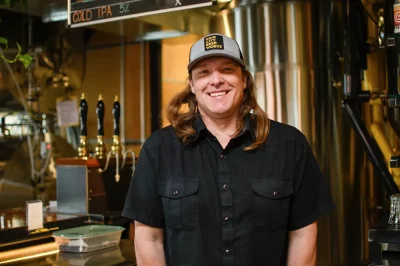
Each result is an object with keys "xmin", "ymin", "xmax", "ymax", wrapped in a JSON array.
[
  {"xmin": 18, "ymin": 54, "xmax": 32, "ymax": 69},
  {"xmin": 4, "ymin": 0, "xmax": 11, "ymax": 8},
  {"xmin": 0, "ymin": 37, "xmax": 8, "ymax": 45},
  {"xmin": 16, "ymin": 42, "xmax": 22, "ymax": 54},
  {"xmin": 0, "ymin": 37, "xmax": 8, "ymax": 50}
]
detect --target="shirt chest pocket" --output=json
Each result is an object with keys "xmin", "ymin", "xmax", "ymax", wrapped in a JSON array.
[
  {"xmin": 252, "ymin": 178, "xmax": 293, "ymax": 231},
  {"xmin": 158, "ymin": 178, "xmax": 199, "ymax": 229}
]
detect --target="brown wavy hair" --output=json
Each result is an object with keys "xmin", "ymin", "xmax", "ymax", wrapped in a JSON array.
[{"xmin": 166, "ymin": 69, "xmax": 270, "ymax": 151}]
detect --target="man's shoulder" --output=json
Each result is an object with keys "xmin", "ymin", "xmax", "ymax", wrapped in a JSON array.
[
  {"xmin": 267, "ymin": 119, "xmax": 308, "ymax": 146},
  {"xmin": 143, "ymin": 125, "xmax": 181, "ymax": 150}
]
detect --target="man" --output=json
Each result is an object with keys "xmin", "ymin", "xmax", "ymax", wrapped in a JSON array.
[{"xmin": 122, "ymin": 33, "xmax": 335, "ymax": 266}]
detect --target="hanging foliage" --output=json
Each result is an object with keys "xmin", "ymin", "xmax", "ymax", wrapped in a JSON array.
[
  {"xmin": 0, "ymin": 38, "xmax": 32, "ymax": 68},
  {"xmin": 0, "ymin": 0, "xmax": 32, "ymax": 68}
]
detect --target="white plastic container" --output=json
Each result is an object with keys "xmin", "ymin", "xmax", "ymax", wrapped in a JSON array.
[{"xmin": 52, "ymin": 225, "xmax": 125, "ymax": 253}]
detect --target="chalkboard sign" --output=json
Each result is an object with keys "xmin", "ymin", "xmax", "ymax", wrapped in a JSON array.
[{"xmin": 68, "ymin": 0, "xmax": 214, "ymax": 28}]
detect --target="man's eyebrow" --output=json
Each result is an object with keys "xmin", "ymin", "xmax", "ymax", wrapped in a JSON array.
[
  {"xmin": 221, "ymin": 60, "xmax": 239, "ymax": 66},
  {"xmin": 196, "ymin": 63, "xmax": 208, "ymax": 68}
]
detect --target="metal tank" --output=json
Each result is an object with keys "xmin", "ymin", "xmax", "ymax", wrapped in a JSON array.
[{"xmin": 210, "ymin": 1, "xmax": 374, "ymax": 265}]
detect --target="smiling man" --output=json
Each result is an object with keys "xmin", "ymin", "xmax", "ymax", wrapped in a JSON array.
[{"xmin": 122, "ymin": 33, "xmax": 336, "ymax": 266}]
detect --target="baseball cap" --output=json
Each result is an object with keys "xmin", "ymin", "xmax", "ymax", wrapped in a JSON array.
[{"xmin": 187, "ymin": 33, "xmax": 245, "ymax": 72}]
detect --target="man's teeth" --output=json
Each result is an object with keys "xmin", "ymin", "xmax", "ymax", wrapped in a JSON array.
[{"xmin": 209, "ymin": 91, "xmax": 227, "ymax": 97}]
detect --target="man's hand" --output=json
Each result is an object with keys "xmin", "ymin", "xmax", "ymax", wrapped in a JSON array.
[
  {"xmin": 134, "ymin": 221, "xmax": 166, "ymax": 266},
  {"xmin": 286, "ymin": 222, "xmax": 317, "ymax": 266}
]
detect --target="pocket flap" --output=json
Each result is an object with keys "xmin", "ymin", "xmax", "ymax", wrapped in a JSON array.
[
  {"xmin": 252, "ymin": 178, "xmax": 293, "ymax": 199},
  {"xmin": 158, "ymin": 178, "xmax": 199, "ymax": 198}
]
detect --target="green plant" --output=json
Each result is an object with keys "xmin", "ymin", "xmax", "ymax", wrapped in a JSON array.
[
  {"xmin": 0, "ymin": 0, "xmax": 32, "ymax": 68},
  {"xmin": 0, "ymin": 38, "xmax": 32, "ymax": 68}
]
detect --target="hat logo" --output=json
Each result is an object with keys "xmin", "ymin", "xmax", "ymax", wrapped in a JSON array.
[{"xmin": 204, "ymin": 35, "xmax": 224, "ymax": 51}]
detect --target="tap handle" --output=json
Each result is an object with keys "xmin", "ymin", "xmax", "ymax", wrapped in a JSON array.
[
  {"xmin": 79, "ymin": 93, "xmax": 88, "ymax": 136},
  {"xmin": 96, "ymin": 94, "xmax": 105, "ymax": 136},
  {"xmin": 113, "ymin": 95, "xmax": 120, "ymax": 136}
]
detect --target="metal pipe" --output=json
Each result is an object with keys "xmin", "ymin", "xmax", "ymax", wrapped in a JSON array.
[
  {"xmin": 342, "ymin": 100, "xmax": 399, "ymax": 195},
  {"xmin": 119, "ymin": 21, "xmax": 126, "ymax": 149},
  {"xmin": 370, "ymin": 122, "xmax": 400, "ymax": 183},
  {"xmin": 139, "ymin": 21, "xmax": 146, "ymax": 143},
  {"xmin": 27, "ymin": 14, "xmax": 34, "ymax": 109}
]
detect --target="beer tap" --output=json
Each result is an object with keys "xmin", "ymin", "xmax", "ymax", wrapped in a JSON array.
[
  {"xmin": 98, "ymin": 149, "xmax": 136, "ymax": 183},
  {"xmin": 121, "ymin": 149, "xmax": 136, "ymax": 176},
  {"xmin": 111, "ymin": 95, "xmax": 122, "ymax": 157},
  {"xmin": 98, "ymin": 95, "xmax": 136, "ymax": 182},
  {"xmin": 95, "ymin": 94, "xmax": 107, "ymax": 159},
  {"xmin": 78, "ymin": 93, "xmax": 89, "ymax": 158}
]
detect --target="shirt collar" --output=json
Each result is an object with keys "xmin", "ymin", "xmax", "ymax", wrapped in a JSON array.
[{"xmin": 188, "ymin": 113, "xmax": 255, "ymax": 143}]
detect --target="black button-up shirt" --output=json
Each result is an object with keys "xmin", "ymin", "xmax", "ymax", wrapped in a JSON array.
[{"xmin": 122, "ymin": 115, "xmax": 335, "ymax": 266}]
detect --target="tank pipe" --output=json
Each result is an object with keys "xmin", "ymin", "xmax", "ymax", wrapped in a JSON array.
[
  {"xmin": 119, "ymin": 21, "xmax": 126, "ymax": 150},
  {"xmin": 370, "ymin": 97, "xmax": 400, "ymax": 179},
  {"xmin": 139, "ymin": 22, "xmax": 146, "ymax": 144},
  {"xmin": 342, "ymin": 99, "xmax": 399, "ymax": 195}
]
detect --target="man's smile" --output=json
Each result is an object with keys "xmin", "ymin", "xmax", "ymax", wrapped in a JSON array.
[{"xmin": 208, "ymin": 91, "xmax": 229, "ymax": 97}]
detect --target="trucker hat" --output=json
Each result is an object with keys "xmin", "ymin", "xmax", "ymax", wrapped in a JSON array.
[{"xmin": 187, "ymin": 33, "xmax": 245, "ymax": 72}]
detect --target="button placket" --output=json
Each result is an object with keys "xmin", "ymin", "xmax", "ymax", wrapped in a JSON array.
[{"xmin": 218, "ymin": 151, "xmax": 233, "ymax": 265}]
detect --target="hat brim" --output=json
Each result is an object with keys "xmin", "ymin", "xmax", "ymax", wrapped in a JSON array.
[{"xmin": 187, "ymin": 53, "xmax": 245, "ymax": 72}]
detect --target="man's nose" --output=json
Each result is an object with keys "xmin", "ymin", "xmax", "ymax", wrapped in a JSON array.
[{"xmin": 209, "ymin": 70, "xmax": 224, "ymax": 85}]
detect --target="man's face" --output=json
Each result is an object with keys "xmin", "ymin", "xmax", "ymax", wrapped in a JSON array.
[{"xmin": 190, "ymin": 57, "xmax": 247, "ymax": 120}]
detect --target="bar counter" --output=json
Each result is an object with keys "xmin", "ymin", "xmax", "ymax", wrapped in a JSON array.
[
  {"xmin": 0, "ymin": 208, "xmax": 136, "ymax": 265},
  {"xmin": 369, "ymin": 212, "xmax": 400, "ymax": 265},
  {"xmin": 0, "ymin": 208, "xmax": 92, "ymax": 248},
  {"xmin": 1, "ymin": 239, "xmax": 136, "ymax": 266}
]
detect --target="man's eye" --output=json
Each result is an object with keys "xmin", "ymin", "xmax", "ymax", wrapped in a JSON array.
[
  {"xmin": 199, "ymin": 70, "xmax": 208, "ymax": 74},
  {"xmin": 223, "ymin": 68, "xmax": 234, "ymax": 72}
]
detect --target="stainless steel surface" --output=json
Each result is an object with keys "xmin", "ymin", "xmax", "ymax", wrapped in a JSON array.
[
  {"xmin": 56, "ymin": 165, "xmax": 88, "ymax": 214},
  {"xmin": 120, "ymin": 21, "xmax": 126, "ymax": 148},
  {"xmin": 211, "ymin": 1, "xmax": 372, "ymax": 265},
  {"xmin": 139, "ymin": 22, "xmax": 146, "ymax": 143}
]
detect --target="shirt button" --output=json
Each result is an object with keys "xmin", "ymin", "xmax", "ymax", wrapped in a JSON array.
[
  {"xmin": 273, "ymin": 191, "xmax": 279, "ymax": 196},
  {"xmin": 224, "ymin": 249, "xmax": 231, "ymax": 255},
  {"xmin": 220, "ymin": 154, "xmax": 225, "ymax": 159},
  {"xmin": 224, "ymin": 217, "xmax": 230, "ymax": 222},
  {"xmin": 173, "ymin": 191, "xmax": 179, "ymax": 196},
  {"xmin": 222, "ymin": 184, "xmax": 228, "ymax": 190}
]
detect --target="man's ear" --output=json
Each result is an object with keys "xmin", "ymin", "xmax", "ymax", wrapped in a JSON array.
[
  {"xmin": 242, "ymin": 74, "xmax": 247, "ymax": 89},
  {"xmin": 189, "ymin": 79, "xmax": 195, "ymax": 94}
]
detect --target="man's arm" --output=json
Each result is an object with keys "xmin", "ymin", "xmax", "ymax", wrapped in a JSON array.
[
  {"xmin": 134, "ymin": 221, "xmax": 166, "ymax": 266},
  {"xmin": 286, "ymin": 222, "xmax": 317, "ymax": 266}
]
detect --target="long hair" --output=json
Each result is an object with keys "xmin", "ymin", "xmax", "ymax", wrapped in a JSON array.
[{"xmin": 166, "ymin": 69, "xmax": 270, "ymax": 151}]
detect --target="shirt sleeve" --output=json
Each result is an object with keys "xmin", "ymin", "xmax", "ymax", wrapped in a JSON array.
[
  {"xmin": 287, "ymin": 133, "xmax": 336, "ymax": 231},
  {"xmin": 122, "ymin": 140, "xmax": 165, "ymax": 228}
]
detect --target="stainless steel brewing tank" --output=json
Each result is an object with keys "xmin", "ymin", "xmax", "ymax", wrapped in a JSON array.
[{"xmin": 211, "ymin": 1, "xmax": 375, "ymax": 265}]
